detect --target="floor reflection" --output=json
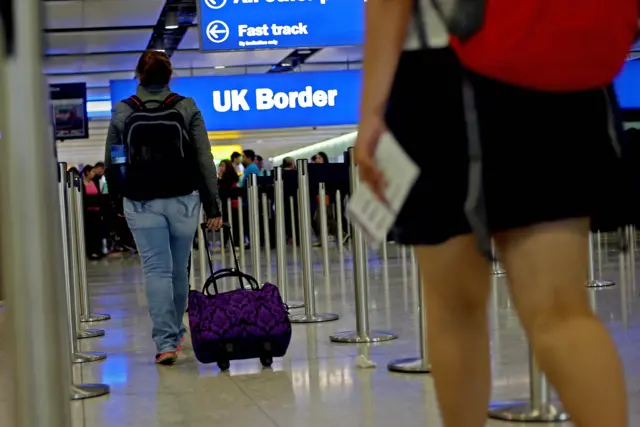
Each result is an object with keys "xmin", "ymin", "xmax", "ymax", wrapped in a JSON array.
[{"xmin": 4, "ymin": 241, "xmax": 640, "ymax": 426}]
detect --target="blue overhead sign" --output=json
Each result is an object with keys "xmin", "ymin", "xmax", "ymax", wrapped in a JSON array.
[
  {"xmin": 110, "ymin": 70, "xmax": 361, "ymax": 131},
  {"xmin": 197, "ymin": 0, "xmax": 364, "ymax": 51},
  {"xmin": 614, "ymin": 61, "xmax": 640, "ymax": 110}
]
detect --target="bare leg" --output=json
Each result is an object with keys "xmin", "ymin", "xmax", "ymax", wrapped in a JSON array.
[
  {"xmin": 496, "ymin": 219, "xmax": 627, "ymax": 427},
  {"xmin": 416, "ymin": 235, "xmax": 491, "ymax": 427}
]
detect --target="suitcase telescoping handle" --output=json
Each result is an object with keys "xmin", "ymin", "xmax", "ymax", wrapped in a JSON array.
[
  {"xmin": 203, "ymin": 269, "xmax": 259, "ymax": 296},
  {"xmin": 199, "ymin": 223, "xmax": 259, "ymax": 295}
]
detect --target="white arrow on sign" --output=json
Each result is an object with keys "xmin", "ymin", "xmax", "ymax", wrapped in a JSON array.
[
  {"xmin": 203, "ymin": 0, "xmax": 227, "ymax": 9},
  {"xmin": 206, "ymin": 20, "xmax": 230, "ymax": 43}
]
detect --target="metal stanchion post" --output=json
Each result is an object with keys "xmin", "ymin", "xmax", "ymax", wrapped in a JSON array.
[
  {"xmin": 224, "ymin": 198, "xmax": 233, "ymax": 272},
  {"xmin": 290, "ymin": 160, "xmax": 339, "ymax": 323},
  {"xmin": 189, "ymin": 248, "xmax": 195, "ymax": 290},
  {"xmin": 597, "ymin": 231, "xmax": 603, "ymax": 277},
  {"xmin": 336, "ymin": 190, "xmax": 344, "ymax": 254},
  {"xmin": 67, "ymin": 176, "xmax": 105, "ymax": 339},
  {"xmin": 382, "ymin": 237, "xmax": 389, "ymax": 283},
  {"xmin": 330, "ymin": 148, "xmax": 396, "ymax": 342},
  {"xmin": 491, "ymin": 239, "xmax": 506, "ymax": 276},
  {"xmin": 198, "ymin": 206, "xmax": 208, "ymax": 284},
  {"xmin": 587, "ymin": 232, "xmax": 614, "ymax": 288},
  {"xmin": 238, "ymin": 196, "xmax": 246, "ymax": 271},
  {"xmin": 289, "ymin": 195, "xmax": 298, "ymax": 250},
  {"xmin": 274, "ymin": 168, "xmax": 304, "ymax": 309},
  {"xmin": 57, "ymin": 166, "xmax": 106, "ymax": 364},
  {"xmin": 247, "ymin": 175, "xmax": 262, "ymax": 283},
  {"xmin": 489, "ymin": 351, "xmax": 569, "ymax": 422},
  {"xmin": 74, "ymin": 180, "xmax": 110, "ymax": 323},
  {"xmin": 388, "ymin": 247, "xmax": 430, "ymax": 372},
  {"xmin": 219, "ymin": 217, "xmax": 226, "ymax": 269},
  {"xmin": 319, "ymin": 183, "xmax": 331, "ymax": 279},
  {"xmin": 627, "ymin": 225, "xmax": 636, "ymax": 288},
  {"xmin": 262, "ymin": 192, "xmax": 273, "ymax": 282}
]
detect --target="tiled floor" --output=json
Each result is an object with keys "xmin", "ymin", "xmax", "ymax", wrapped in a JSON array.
[{"xmin": 3, "ymin": 241, "xmax": 640, "ymax": 426}]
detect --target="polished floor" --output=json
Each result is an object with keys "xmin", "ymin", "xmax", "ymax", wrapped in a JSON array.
[{"xmin": 3, "ymin": 239, "xmax": 640, "ymax": 426}]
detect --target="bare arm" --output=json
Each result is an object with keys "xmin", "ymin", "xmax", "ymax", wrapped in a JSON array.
[
  {"xmin": 359, "ymin": 0, "xmax": 413, "ymax": 123},
  {"xmin": 187, "ymin": 100, "xmax": 221, "ymax": 219},
  {"xmin": 355, "ymin": 0, "xmax": 413, "ymax": 199}
]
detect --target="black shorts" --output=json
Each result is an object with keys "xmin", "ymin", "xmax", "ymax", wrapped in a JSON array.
[{"xmin": 387, "ymin": 48, "xmax": 631, "ymax": 246}]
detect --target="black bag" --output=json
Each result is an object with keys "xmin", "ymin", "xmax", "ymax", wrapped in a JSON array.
[{"xmin": 119, "ymin": 93, "xmax": 198, "ymax": 201}]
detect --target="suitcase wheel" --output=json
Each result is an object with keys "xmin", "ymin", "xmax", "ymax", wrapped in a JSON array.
[
  {"xmin": 217, "ymin": 360, "xmax": 230, "ymax": 371},
  {"xmin": 260, "ymin": 356, "xmax": 273, "ymax": 368}
]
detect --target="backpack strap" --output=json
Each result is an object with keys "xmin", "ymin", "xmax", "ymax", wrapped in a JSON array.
[
  {"xmin": 413, "ymin": 0, "xmax": 429, "ymax": 49},
  {"xmin": 122, "ymin": 95, "xmax": 144, "ymax": 111},
  {"xmin": 162, "ymin": 93, "xmax": 186, "ymax": 109}
]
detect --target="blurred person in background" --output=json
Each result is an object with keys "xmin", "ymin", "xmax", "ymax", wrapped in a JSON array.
[
  {"xmin": 256, "ymin": 155, "xmax": 264, "ymax": 174},
  {"xmin": 217, "ymin": 160, "xmax": 226, "ymax": 179},
  {"xmin": 231, "ymin": 151, "xmax": 244, "ymax": 174},
  {"xmin": 92, "ymin": 161, "xmax": 106, "ymax": 193},
  {"xmin": 239, "ymin": 149, "xmax": 260, "ymax": 187},
  {"xmin": 313, "ymin": 151, "xmax": 329, "ymax": 164},
  {"xmin": 282, "ymin": 157, "xmax": 295, "ymax": 170},
  {"xmin": 82, "ymin": 164, "xmax": 105, "ymax": 260},
  {"xmin": 217, "ymin": 159, "xmax": 241, "ymax": 246},
  {"xmin": 354, "ymin": 2, "xmax": 631, "ymax": 427},
  {"xmin": 105, "ymin": 50, "xmax": 222, "ymax": 365}
]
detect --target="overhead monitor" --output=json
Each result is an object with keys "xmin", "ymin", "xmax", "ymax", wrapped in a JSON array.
[
  {"xmin": 197, "ymin": 0, "xmax": 364, "ymax": 52},
  {"xmin": 50, "ymin": 83, "xmax": 89, "ymax": 141}
]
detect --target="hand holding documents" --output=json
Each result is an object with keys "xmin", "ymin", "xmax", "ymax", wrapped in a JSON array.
[{"xmin": 347, "ymin": 132, "xmax": 421, "ymax": 247}]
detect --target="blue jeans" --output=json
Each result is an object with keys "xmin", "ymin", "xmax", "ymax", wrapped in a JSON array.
[{"xmin": 124, "ymin": 193, "xmax": 200, "ymax": 354}]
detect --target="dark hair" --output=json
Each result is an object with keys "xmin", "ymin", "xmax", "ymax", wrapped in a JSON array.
[
  {"xmin": 231, "ymin": 151, "xmax": 242, "ymax": 161},
  {"xmin": 82, "ymin": 164, "xmax": 94, "ymax": 177},
  {"xmin": 256, "ymin": 155, "xmax": 263, "ymax": 162},
  {"xmin": 68, "ymin": 167, "xmax": 80, "ymax": 176},
  {"xmin": 136, "ymin": 50, "xmax": 173, "ymax": 87},
  {"xmin": 316, "ymin": 152, "xmax": 329, "ymax": 164},
  {"xmin": 243, "ymin": 150, "xmax": 256, "ymax": 162},
  {"xmin": 219, "ymin": 159, "xmax": 239, "ymax": 185},
  {"xmin": 282, "ymin": 157, "xmax": 294, "ymax": 168},
  {"xmin": 94, "ymin": 162, "xmax": 105, "ymax": 169}
]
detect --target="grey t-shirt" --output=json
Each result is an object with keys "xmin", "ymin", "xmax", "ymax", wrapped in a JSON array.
[{"xmin": 404, "ymin": 0, "xmax": 449, "ymax": 50}]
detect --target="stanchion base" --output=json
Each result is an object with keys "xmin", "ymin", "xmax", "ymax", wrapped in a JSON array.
[
  {"xmin": 329, "ymin": 330, "xmax": 398, "ymax": 343},
  {"xmin": 77, "ymin": 329, "xmax": 105, "ymax": 339},
  {"xmin": 72, "ymin": 351, "xmax": 107, "ymax": 364},
  {"xmin": 286, "ymin": 301, "xmax": 305, "ymax": 309},
  {"xmin": 290, "ymin": 313, "xmax": 339, "ymax": 323},
  {"xmin": 70, "ymin": 384, "xmax": 110, "ymax": 401},
  {"xmin": 489, "ymin": 401, "xmax": 570, "ymax": 422},
  {"xmin": 81, "ymin": 313, "xmax": 111, "ymax": 322},
  {"xmin": 387, "ymin": 357, "xmax": 431, "ymax": 374},
  {"xmin": 586, "ymin": 280, "xmax": 615, "ymax": 288}
]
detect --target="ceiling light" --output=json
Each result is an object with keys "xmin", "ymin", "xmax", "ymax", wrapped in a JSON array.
[
  {"xmin": 165, "ymin": 11, "xmax": 179, "ymax": 29},
  {"xmin": 281, "ymin": 62, "xmax": 292, "ymax": 67},
  {"xmin": 152, "ymin": 38, "xmax": 165, "ymax": 52},
  {"xmin": 215, "ymin": 65, "xmax": 226, "ymax": 69}
]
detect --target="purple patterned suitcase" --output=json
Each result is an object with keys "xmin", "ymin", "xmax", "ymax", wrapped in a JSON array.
[{"xmin": 188, "ymin": 225, "xmax": 291, "ymax": 370}]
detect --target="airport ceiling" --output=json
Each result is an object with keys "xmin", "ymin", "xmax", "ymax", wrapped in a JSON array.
[
  {"xmin": 45, "ymin": 0, "xmax": 640, "ymax": 164},
  {"xmin": 43, "ymin": 0, "xmax": 640, "ymax": 100},
  {"xmin": 43, "ymin": 0, "xmax": 363, "ymax": 100},
  {"xmin": 46, "ymin": 0, "xmax": 362, "ymax": 164}
]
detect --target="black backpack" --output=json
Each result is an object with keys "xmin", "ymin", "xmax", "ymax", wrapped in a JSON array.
[{"xmin": 119, "ymin": 93, "xmax": 198, "ymax": 201}]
